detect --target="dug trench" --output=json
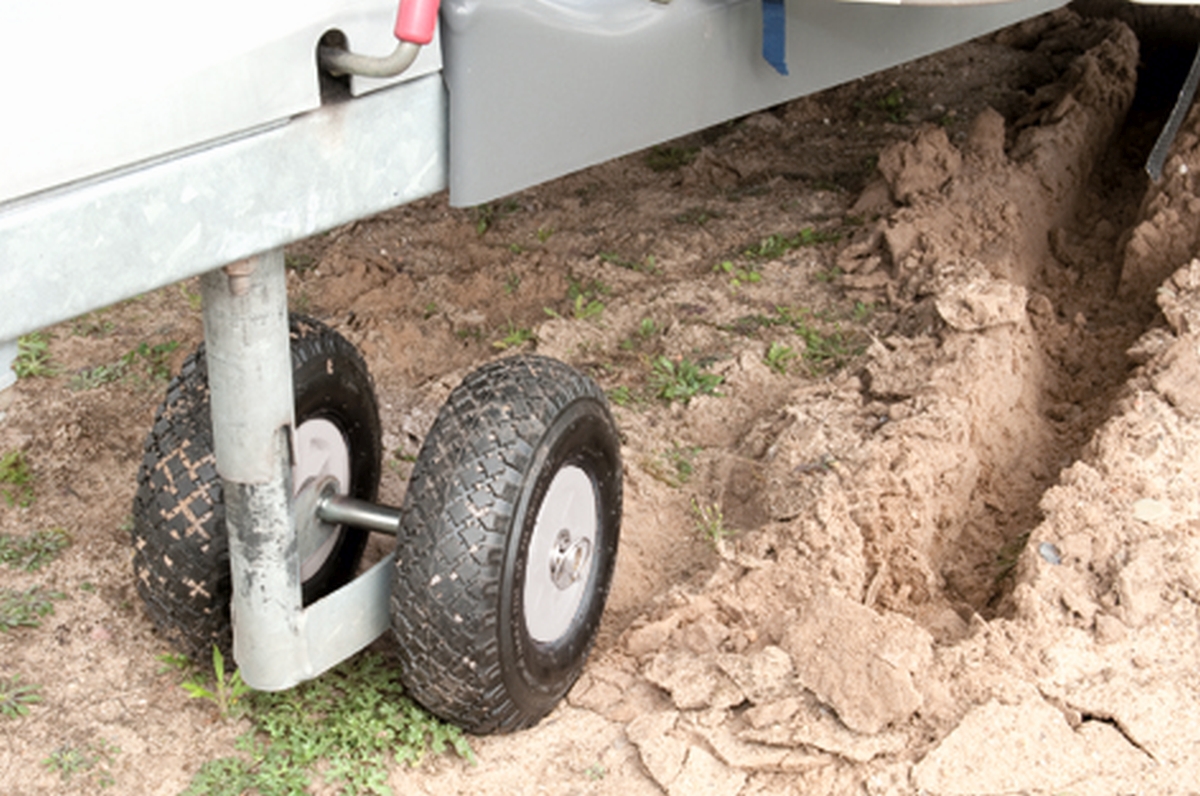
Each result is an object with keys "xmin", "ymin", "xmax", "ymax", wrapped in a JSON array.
[
  {"xmin": 3, "ymin": 7, "xmax": 1200, "ymax": 795},
  {"xmin": 555, "ymin": 11, "xmax": 1200, "ymax": 796}
]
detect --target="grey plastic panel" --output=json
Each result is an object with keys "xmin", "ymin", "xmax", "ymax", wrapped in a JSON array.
[{"xmin": 442, "ymin": 0, "xmax": 1065, "ymax": 207}]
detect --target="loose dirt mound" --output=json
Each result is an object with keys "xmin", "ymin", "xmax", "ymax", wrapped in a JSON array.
[{"xmin": 2, "ymin": 8, "xmax": 1199, "ymax": 795}]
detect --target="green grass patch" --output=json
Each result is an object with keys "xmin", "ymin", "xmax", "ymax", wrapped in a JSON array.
[
  {"xmin": 0, "ymin": 675, "xmax": 41, "ymax": 719},
  {"xmin": 645, "ymin": 145, "xmax": 698, "ymax": 172},
  {"xmin": 743, "ymin": 228, "xmax": 842, "ymax": 260},
  {"xmin": 471, "ymin": 199, "xmax": 520, "ymax": 235},
  {"xmin": 44, "ymin": 738, "xmax": 120, "ymax": 789},
  {"xmin": 650, "ymin": 357, "xmax": 723, "ymax": 405},
  {"xmin": 877, "ymin": 87, "xmax": 909, "ymax": 123},
  {"xmin": 0, "ymin": 528, "xmax": 70, "ymax": 571},
  {"xmin": 599, "ymin": 252, "xmax": 661, "ymax": 276},
  {"xmin": 69, "ymin": 340, "xmax": 180, "ymax": 391},
  {"xmin": 692, "ymin": 500, "xmax": 735, "ymax": 547},
  {"xmin": 644, "ymin": 443, "xmax": 701, "ymax": 488},
  {"xmin": 13, "ymin": 332, "xmax": 56, "ymax": 378},
  {"xmin": 182, "ymin": 652, "xmax": 474, "ymax": 796},
  {"xmin": 0, "ymin": 586, "xmax": 66, "ymax": 632},
  {"xmin": 764, "ymin": 341, "xmax": 798, "ymax": 375},
  {"xmin": 492, "ymin": 323, "xmax": 535, "ymax": 350},
  {"xmin": 0, "ymin": 450, "xmax": 35, "ymax": 508},
  {"xmin": 674, "ymin": 207, "xmax": 721, "ymax": 226},
  {"xmin": 714, "ymin": 260, "xmax": 761, "ymax": 291}
]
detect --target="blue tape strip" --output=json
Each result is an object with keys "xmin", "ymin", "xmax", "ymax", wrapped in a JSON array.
[{"xmin": 762, "ymin": 0, "xmax": 788, "ymax": 76}]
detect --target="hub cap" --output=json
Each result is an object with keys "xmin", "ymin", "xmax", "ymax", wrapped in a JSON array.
[{"xmin": 523, "ymin": 465, "xmax": 597, "ymax": 644}]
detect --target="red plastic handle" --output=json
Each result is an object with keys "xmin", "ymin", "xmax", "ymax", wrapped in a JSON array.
[{"xmin": 395, "ymin": 0, "xmax": 440, "ymax": 45}]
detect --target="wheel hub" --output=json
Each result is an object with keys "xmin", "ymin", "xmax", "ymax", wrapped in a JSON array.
[
  {"xmin": 523, "ymin": 465, "xmax": 598, "ymax": 644},
  {"xmin": 549, "ymin": 529, "xmax": 592, "ymax": 590}
]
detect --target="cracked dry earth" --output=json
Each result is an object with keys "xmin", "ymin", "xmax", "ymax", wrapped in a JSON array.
[{"xmin": 3, "ymin": 6, "xmax": 1200, "ymax": 795}]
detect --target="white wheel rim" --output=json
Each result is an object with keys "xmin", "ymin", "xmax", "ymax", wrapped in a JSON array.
[
  {"xmin": 293, "ymin": 417, "xmax": 351, "ymax": 580},
  {"xmin": 523, "ymin": 465, "xmax": 598, "ymax": 644}
]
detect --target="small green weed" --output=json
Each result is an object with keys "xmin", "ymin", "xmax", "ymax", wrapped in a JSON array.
[
  {"xmin": 504, "ymin": 273, "xmax": 522, "ymax": 295},
  {"xmin": 744, "ymin": 228, "xmax": 842, "ymax": 260},
  {"xmin": 422, "ymin": 301, "xmax": 439, "ymax": 319},
  {"xmin": 650, "ymin": 357, "xmax": 723, "ymax": 405},
  {"xmin": 70, "ymin": 340, "xmax": 180, "ymax": 391},
  {"xmin": 454, "ymin": 327, "xmax": 484, "ymax": 345},
  {"xmin": 852, "ymin": 300, "xmax": 876, "ymax": 322},
  {"xmin": 180, "ymin": 283, "xmax": 204, "ymax": 311},
  {"xmin": 0, "ymin": 674, "xmax": 41, "ymax": 718},
  {"xmin": 585, "ymin": 763, "xmax": 607, "ymax": 781},
  {"xmin": 0, "ymin": 528, "xmax": 70, "ymax": 570},
  {"xmin": 607, "ymin": 385, "xmax": 637, "ymax": 408},
  {"xmin": 645, "ymin": 145, "xmax": 698, "ymax": 172},
  {"xmin": 493, "ymin": 323, "xmax": 535, "ymax": 350},
  {"xmin": 764, "ymin": 341, "xmax": 798, "ymax": 375},
  {"xmin": 182, "ymin": 646, "xmax": 251, "ymax": 720},
  {"xmin": 183, "ymin": 653, "xmax": 474, "ymax": 796},
  {"xmin": 620, "ymin": 318, "xmax": 660, "ymax": 352},
  {"xmin": 813, "ymin": 265, "xmax": 844, "ymax": 284},
  {"xmin": 0, "ymin": 586, "xmax": 66, "ymax": 632},
  {"xmin": 572, "ymin": 294, "xmax": 605, "ymax": 321},
  {"xmin": 44, "ymin": 738, "xmax": 120, "ymax": 789},
  {"xmin": 645, "ymin": 443, "xmax": 701, "ymax": 488},
  {"xmin": 285, "ymin": 252, "xmax": 317, "ymax": 272},
  {"xmin": 566, "ymin": 275, "xmax": 609, "ymax": 321},
  {"xmin": 0, "ymin": 450, "xmax": 35, "ymax": 508},
  {"xmin": 714, "ymin": 260, "xmax": 761, "ymax": 291},
  {"xmin": 692, "ymin": 500, "xmax": 735, "ymax": 546},
  {"xmin": 536, "ymin": 226, "xmax": 555, "ymax": 243},
  {"xmin": 995, "ymin": 531, "xmax": 1032, "ymax": 585},
  {"xmin": 71, "ymin": 315, "xmax": 115, "ymax": 337},
  {"xmin": 471, "ymin": 199, "xmax": 520, "ymax": 235},
  {"xmin": 13, "ymin": 332, "xmax": 56, "ymax": 378},
  {"xmin": 675, "ymin": 207, "xmax": 720, "ymax": 226},
  {"xmin": 877, "ymin": 87, "xmax": 908, "ymax": 123},
  {"xmin": 156, "ymin": 652, "xmax": 192, "ymax": 674},
  {"xmin": 599, "ymin": 252, "xmax": 661, "ymax": 275},
  {"xmin": 774, "ymin": 307, "xmax": 865, "ymax": 373}
]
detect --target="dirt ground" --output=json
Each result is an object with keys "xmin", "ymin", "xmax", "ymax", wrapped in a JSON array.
[{"xmin": 3, "ymin": 5, "xmax": 1200, "ymax": 794}]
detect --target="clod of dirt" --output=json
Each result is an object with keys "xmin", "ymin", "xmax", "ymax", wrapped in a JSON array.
[
  {"xmin": 877, "ymin": 126, "xmax": 962, "ymax": 204},
  {"xmin": 782, "ymin": 593, "xmax": 932, "ymax": 735}
]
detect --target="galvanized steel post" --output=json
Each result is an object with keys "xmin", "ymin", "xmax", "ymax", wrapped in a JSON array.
[{"xmin": 200, "ymin": 249, "xmax": 306, "ymax": 690}]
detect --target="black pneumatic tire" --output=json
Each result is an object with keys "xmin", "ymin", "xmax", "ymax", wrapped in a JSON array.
[
  {"xmin": 391, "ymin": 355, "xmax": 622, "ymax": 734},
  {"xmin": 131, "ymin": 316, "xmax": 382, "ymax": 661}
]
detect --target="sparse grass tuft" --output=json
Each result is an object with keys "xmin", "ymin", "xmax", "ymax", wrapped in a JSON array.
[
  {"xmin": 600, "ymin": 252, "xmax": 661, "ymax": 275},
  {"xmin": 645, "ymin": 145, "xmax": 698, "ymax": 172},
  {"xmin": 692, "ymin": 500, "xmax": 735, "ymax": 546},
  {"xmin": 493, "ymin": 323, "xmax": 535, "ymax": 350},
  {"xmin": 644, "ymin": 443, "xmax": 701, "ymax": 488},
  {"xmin": 471, "ymin": 199, "xmax": 520, "ymax": 235},
  {"xmin": 69, "ymin": 341, "xmax": 180, "ymax": 391},
  {"xmin": 0, "ymin": 528, "xmax": 70, "ymax": 570},
  {"xmin": 0, "ymin": 675, "xmax": 41, "ymax": 719},
  {"xmin": 0, "ymin": 450, "xmax": 35, "ymax": 508},
  {"xmin": 714, "ymin": 260, "xmax": 761, "ymax": 291},
  {"xmin": 650, "ymin": 357, "xmax": 723, "ymax": 405},
  {"xmin": 181, "ymin": 646, "xmax": 251, "ymax": 721},
  {"xmin": 744, "ymin": 228, "xmax": 842, "ymax": 260},
  {"xmin": 13, "ymin": 333, "xmax": 56, "ymax": 378},
  {"xmin": 607, "ymin": 385, "xmax": 637, "ymax": 408},
  {"xmin": 44, "ymin": 738, "xmax": 120, "ymax": 789},
  {"xmin": 764, "ymin": 341, "xmax": 798, "ymax": 375},
  {"xmin": 877, "ymin": 87, "xmax": 909, "ymax": 123},
  {"xmin": 675, "ymin": 207, "xmax": 721, "ymax": 226},
  {"xmin": 0, "ymin": 586, "xmax": 66, "ymax": 632},
  {"xmin": 182, "ymin": 652, "xmax": 474, "ymax": 796}
]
